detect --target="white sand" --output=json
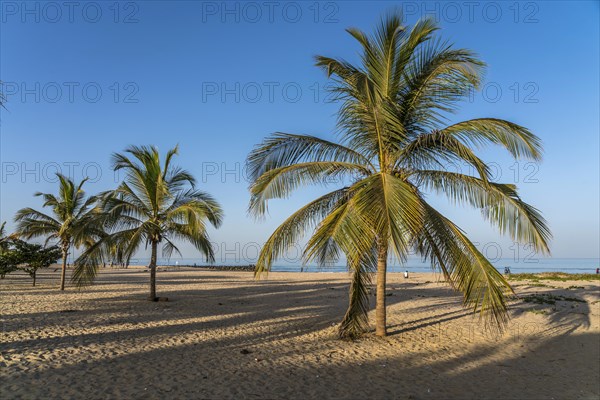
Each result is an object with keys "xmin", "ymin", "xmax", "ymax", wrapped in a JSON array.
[{"xmin": 1, "ymin": 267, "xmax": 598, "ymax": 399}]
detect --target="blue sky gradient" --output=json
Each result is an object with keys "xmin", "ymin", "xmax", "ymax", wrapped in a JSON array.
[{"xmin": 1, "ymin": 1, "xmax": 598, "ymax": 263}]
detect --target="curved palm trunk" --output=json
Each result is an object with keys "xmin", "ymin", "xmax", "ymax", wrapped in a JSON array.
[
  {"xmin": 60, "ymin": 244, "xmax": 69, "ymax": 291},
  {"xmin": 148, "ymin": 240, "xmax": 158, "ymax": 301},
  {"xmin": 375, "ymin": 239, "xmax": 388, "ymax": 337}
]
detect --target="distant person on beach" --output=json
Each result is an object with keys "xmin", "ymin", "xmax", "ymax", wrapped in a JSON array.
[
  {"xmin": 404, "ymin": 270, "xmax": 409, "ymax": 279},
  {"xmin": 504, "ymin": 267, "xmax": 511, "ymax": 275},
  {"xmin": 596, "ymin": 268, "xmax": 599, "ymax": 274}
]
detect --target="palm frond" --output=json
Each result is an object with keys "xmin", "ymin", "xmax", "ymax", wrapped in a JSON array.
[
  {"xmin": 413, "ymin": 170, "xmax": 551, "ymax": 253},
  {"xmin": 349, "ymin": 173, "xmax": 424, "ymax": 259},
  {"xmin": 415, "ymin": 201, "xmax": 513, "ymax": 327},
  {"xmin": 303, "ymin": 181, "xmax": 377, "ymax": 268},
  {"xmin": 394, "ymin": 129, "xmax": 492, "ymax": 181},
  {"xmin": 255, "ymin": 188, "xmax": 350, "ymax": 276},
  {"xmin": 164, "ymin": 189, "xmax": 224, "ymax": 228},
  {"xmin": 249, "ymin": 161, "xmax": 370, "ymax": 216},
  {"xmin": 440, "ymin": 118, "xmax": 543, "ymax": 160},
  {"xmin": 247, "ymin": 132, "xmax": 374, "ymax": 182},
  {"xmin": 338, "ymin": 248, "xmax": 376, "ymax": 339},
  {"xmin": 399, "ymin": 41, "xmax": 485, "ymax": 133}
]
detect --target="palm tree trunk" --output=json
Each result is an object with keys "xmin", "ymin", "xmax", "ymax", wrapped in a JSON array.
[
  {"xmin": 375, "ymin": 238, "xmax": 388, "ymax": 337},
  {"xmin": 60, "ymin": 245, "xmax": 68, "ymax": 291},
  {"xmin": 33, "ymin": 272, "xmax": 36, "ymax": 287},
  {"xmin": 148, "ymin": 240, "xmax": 157, "ymax": 301}
]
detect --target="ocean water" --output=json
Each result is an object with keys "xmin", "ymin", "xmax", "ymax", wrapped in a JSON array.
[{"xmin": 127, "ymin": 258, "xmax": 600, "ymax": 274}]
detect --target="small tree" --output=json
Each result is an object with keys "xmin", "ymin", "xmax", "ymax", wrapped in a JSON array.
[
  {"xmin": 0, "ymin": 251, "xmax": 18, "ymax": 278},
  {"xmin": 12, "ymin": 240, "xmax": 61, "ymax": 286}
]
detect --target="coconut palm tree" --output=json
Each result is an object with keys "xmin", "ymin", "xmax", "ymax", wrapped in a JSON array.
[
  {"xmin": 247, "ymin": 13, "xmax": 551, "ymax": 338},
  {"xmin": 14, "ymin": 174, "xmax": 101, "ymax": 290},
  {"xmin": 73, "ymin": 145, "xmax": 223, "ymax": 301}
]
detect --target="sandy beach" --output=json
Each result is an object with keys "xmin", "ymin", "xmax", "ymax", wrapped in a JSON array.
[{"xmin": 1, "ymin": 267, "xmax": 598, "ymax": 399}]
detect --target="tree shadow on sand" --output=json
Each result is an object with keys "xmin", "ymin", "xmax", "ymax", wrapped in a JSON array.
[{"xmin": 1, "ymin": 272, "xmax": 597, "ymax": 400}]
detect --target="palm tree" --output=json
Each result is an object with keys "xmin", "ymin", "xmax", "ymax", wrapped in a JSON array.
[
  {"xmin": 0, "ymin": 221, "xmax": 17, "ymax": 253},
  {"xmin": 247, "ymin": 13, "xmax": 551, "ymax": 339},
  {"xmin": 14, "ymin": 174, "xmax": 101, "ymax": 290},
  {"xmin": 0, "ymin": 221, "xmax": 11, "ymax": 252},
  {"xmin": 74, "ymin": 145, "xmax": 223, "ymax": 301}
]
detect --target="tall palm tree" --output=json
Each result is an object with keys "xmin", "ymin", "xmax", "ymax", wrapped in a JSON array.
[
  {"xmin": 74, "ymin": 145, "xmax": 223, "ymax": 301},
  {"xmin": 14, "ymin": 174, "xmax": 101, "ymax": 290},
  {"xmin": 247, "ymin": 13, "xmax": 551, "ymax": 339}
]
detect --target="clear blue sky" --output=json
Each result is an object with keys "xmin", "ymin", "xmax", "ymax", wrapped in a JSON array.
[{"xmin": 1, "ymin": 1, "xmax": 598, "ymax": 263}]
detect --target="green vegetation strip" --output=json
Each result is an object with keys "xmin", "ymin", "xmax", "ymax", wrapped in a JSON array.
[
  {"xmin": 509, "ymin": 273, "xmax": 599, "ymax": 282},
  {"xmin": 522, "ymin": 294, "xmax": 586, "ymax": 305}
]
